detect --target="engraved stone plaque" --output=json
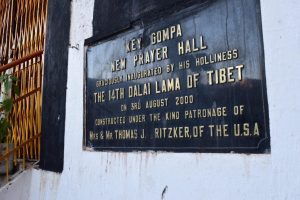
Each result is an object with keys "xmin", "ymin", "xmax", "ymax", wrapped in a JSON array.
[{"xmin": 84, "ymin": 0, "xmax": 270, "ymax": 153}]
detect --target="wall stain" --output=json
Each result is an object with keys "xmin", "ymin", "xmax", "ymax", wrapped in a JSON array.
[{"xmin": 161, "ymin": 185, "xmax": 168, "ymax": 200}]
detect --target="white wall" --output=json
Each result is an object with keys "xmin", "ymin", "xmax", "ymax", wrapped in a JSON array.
[{"xmin": 28, "ymin": 0, "xmax": 300, "ymax": 199}]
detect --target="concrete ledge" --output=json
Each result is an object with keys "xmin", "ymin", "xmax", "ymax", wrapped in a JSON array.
[{"xmin": 0, "ymin": 170, "xmax": 32, "ymax": 200}]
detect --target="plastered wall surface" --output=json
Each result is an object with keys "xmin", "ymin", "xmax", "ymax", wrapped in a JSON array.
[
  {"xmin": 0, "ymin": 171, "xmax": 32, "ymax": 200},
  {"xmin": 28, "ymin": 0, "xmax": 300, "ymax": 199}
]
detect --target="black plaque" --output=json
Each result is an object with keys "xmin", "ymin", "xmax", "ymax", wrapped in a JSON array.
[{"xmin": 84, "ymin": 0, "xmax": 270, "ymax": 153}]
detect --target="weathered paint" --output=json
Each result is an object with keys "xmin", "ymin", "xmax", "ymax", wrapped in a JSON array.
[
  {"xmin": 40, "ymin": 0, "xmax": 71, "ymax": 172},
  {"xmin": 1, "ymin": 0, "xmax": 300, "ymax": 199}
]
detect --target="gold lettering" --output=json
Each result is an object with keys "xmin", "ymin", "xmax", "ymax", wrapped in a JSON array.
[
  {"xmin": 94, "ymin": 91, "xmax": 105, "ymax": 103},
  {"xmin": 236, "ymin": 64, "xmax": 244, "ymax": 81},
  {"xmin": 156, "ymin": 77, "xmax": 181, "ymax": 94},
  {"xmin": 206, "ymin": 64, "xmax": 244, "ymax": 85},
  {"xmin": 128, "ymin": 83, "xmax": 151, "ymax": 98},
  {"xmin": 111, "ymin": 58, "xmax": 126, "ymax": 72},
  {"xmin": 151, "ymin": 24, "xmax": 182, "ymax": 45},
  {"xmin": 134, "ymin": 47, "xmax": 168, "ymax": 66},
  {"xmin": 254, "ymin": 123, "xmax": 260, "ymax": 136},
  {"xmin": 177, "ymin": 35, "xmax": 207, "ymax": 55}
]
